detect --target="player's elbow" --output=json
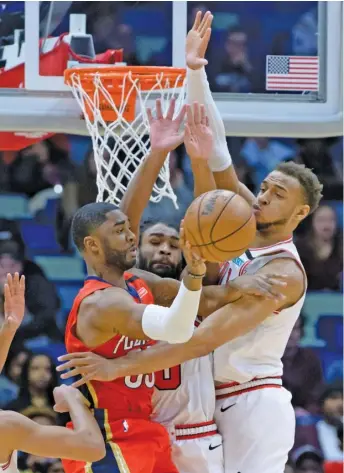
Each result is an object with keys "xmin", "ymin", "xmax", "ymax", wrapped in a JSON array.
[{"xmin": 82, "ymin": 439, "xmax": 106, "ymax": 462}]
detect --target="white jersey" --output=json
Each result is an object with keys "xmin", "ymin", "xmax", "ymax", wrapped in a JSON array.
[
  {"xmin": 214, "ymin": 237, "xmax": 306, "ymax": 383},
  {"xmin": 0, "ymin": 452, "xmax": 18, "ymax": 473},
  {"xmin": 152, "ymin": 320, "xmax": 215, "ymax": 427}
]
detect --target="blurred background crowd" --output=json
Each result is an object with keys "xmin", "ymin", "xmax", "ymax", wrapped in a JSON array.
[{"xmin": 0, "ymin": 2, "xmax": 342, "ymax": 473}]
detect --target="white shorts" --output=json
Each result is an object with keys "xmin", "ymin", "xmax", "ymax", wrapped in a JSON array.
[
  {"xmin": 215, "ymin": 387, "xmax": 295, "ymax": 473},
  {"xmin": 171, "ymin": 434, "xmax": 224, "ymax": 473}
]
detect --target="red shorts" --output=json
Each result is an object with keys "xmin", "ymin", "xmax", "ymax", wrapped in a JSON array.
[{"xmin": 62, "ymin": 409, "xmax": 178, "ymax": 473}]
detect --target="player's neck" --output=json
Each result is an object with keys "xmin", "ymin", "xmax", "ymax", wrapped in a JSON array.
[
  {"xmin": 87, "ymin": 264, "xmax": 127, "ymax": 290},
  {"xmin": 251, "ymin": 229, "xmax": 293, "ymax": 249}
]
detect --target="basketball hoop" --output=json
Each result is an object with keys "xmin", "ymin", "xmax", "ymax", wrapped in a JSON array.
[{"xmin": 64, "ymin": 65, "xmax": 187, "ymax": 206}]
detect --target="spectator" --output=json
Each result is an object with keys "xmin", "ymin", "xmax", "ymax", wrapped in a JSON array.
[
  {"xmin": 292, "ymin": 445, "xmax": 324, "ymax": 473},
  {"xmin": 4, "ymin": 353, "xmax": 57, "ymax": 413},
  {"xmin": 212, "ymin": 27, "xmax": 254, "ymax": 93},
  {"xmin": 0, "ymin": 346, "xmax": 31, "ymax": 407},
  {"xmin": 316, "ymin": 384, "xmax": 343, "ymax": 462},
  {"xmin": 0, "ymin": 240, "xmax": 62, "ymax": 341},
  {"xmin": 282, "ymin": 316, "xmax": 324, "ymax": 414},
  {"xmin": 240, "ymin": 137, "xmax": 295, "ymax": 192},
  {"xmin": 296, "ymin": 139, "xmax": 342, "ymax": 200},
  {"xmin": 296, "ymin": 205, "xmax": 342, "ymax": 291}
]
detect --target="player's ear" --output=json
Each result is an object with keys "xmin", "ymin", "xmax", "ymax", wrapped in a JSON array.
[
  {"xmin": 84, "ymin": 236, "xmax": 100, "ymax": 256},
  {"xmin": 295, "ymin": 204, "xmax": 310, "ymax": 223}
]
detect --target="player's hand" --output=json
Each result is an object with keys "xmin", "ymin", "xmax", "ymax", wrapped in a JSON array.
[
  {"xmin": 53, "ymin": 384, "xmax": 90, "ymax": 413},
  {"xmin": 229, "ymin": 274, "xmax": 288, "ymax": 301},
  {"xmin": 57, "ymin": 352, "xmax": 119, "ymax": 388},
  {"xmin": 184, "ymin": 102, "xmax": 213, "ymax": 161},
  {"xmin": 179, "ymin": 220, "xmax": 206, "ymax": 277},
  {"xmin": 147, "ymin": 98, "xmax": 186, "ymax": 154},
  {"xmin": 186, "ymin": 11, "xmax": 213, "ymax": 70},
  {"xmin": 3, "ymin": 273, "xmax": 25, "ymax": 333}
]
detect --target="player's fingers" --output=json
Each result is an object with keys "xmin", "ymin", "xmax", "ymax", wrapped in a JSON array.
[
  {"xmin": 192, "ymin": 11, "xmax": 201, "ymax": 30},
  {"xmin": 56, "ymin": 358, "xmax": 91, "ymax": 372},
  {"xmin": 186, "ymin": 104, "xmax": 194, "ymax": 125},
  {"xmin": 4, "ymin": 284, "xmax": 11, "ymax": 313},
  {"xmin": 175, "ymin": 103, "xmax": 187, "ymax": 125},
  {"xmin": 193, "ymin": 102, "xmax": 201, "ymax": 125},
  {"xmin": 72, "ymin": 374, "xmax": 94, "ymax": 389},
  {"xmin": 6, "ymin": 273, "xmax": 13, "ymax": 294},
  {"xmin": 155, "ymin": 99, "xmax": 163, "ymax": 120},
  {"xmin": 13, "ymin": 272, "xmax": 20, "ymax": 294},
  {"xmin": 205, "ymin": 116, "xmax": 210, "ymax": 127},
  {"xmin": 199, "ymin": 12, "xmax": 213, "ymax": 37},
  {"xmin": 265, "ymin": 277, "xmax": 288, "ymax": 287},
  {"xmin": 60, "ymin": 368, "xmax": 83, "ymax": 379},
  {"xmin": 199, "ymin": 27, "xmax": 212, "ymax": 58},
  {"xmin": 166, "ymin": 97, "xmax": 176, "ymax": 120},
  {"xmin": 200, "ymin": 104, "xmax": 207, "ymax": 125},
  {"xmin": 20, "ymin": 275, "xmax": 25, "ymax": 292},
  {"xmin": 198, "ymin": 11, "xmax": 211, "ymax": 35},
  {"xmin": 146, "ymin": 107, "xmax": 154, "ymax": 124},
  {"xmin": 58, "ymin": 352, "xmax": 90, "ymax": 362}
]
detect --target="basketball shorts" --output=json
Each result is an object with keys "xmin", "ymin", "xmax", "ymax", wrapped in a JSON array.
[
  {"xmin": 215, "ymin": 386, "xmax": 295, "ymax": 473},
  {"xmin": 62, "ymin": 409, "xmax": 178, "ymax": 473},
  {"xmin": 164, "ymin": 421, "xmax": 224, "ymax": 473}
]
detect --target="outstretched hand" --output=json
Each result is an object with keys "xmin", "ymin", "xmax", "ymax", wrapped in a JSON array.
[
  {"xmin": 179, "ymin": 220, "xmax": 206, "ymax": 277},
  {"xmin": 147, "ymin": 98, "xmax": 186, "ymax": 155},
  {"xmin": 184, "ymin": 102, "xmax": 213, "ymax": 161},
  {"xmin": 3, "ymin": 273, "xmax": 25, "ymax": 332},
  {"xmin": 186, "ymin": 11, "xmax": 213, "ymax": 70}
]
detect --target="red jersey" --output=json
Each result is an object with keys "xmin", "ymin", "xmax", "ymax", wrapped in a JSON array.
[{"xmin": 65, "ymin": 273, "xmax": 156, "ymax": 420}]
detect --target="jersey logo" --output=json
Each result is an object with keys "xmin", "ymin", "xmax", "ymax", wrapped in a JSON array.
[
  {"xmin": 137, "ymin": 286, "xmax": 148, "ymax": 299},
  {"xmin": 232, "ymin": 257, "xmax": 244, "ymax": 267},
  {"xmin": 220, "ymin": 403, "xmax": 236, "ymax": 413},
  {"xmin": 209, "ymin": 443, "xmax": 222, "ymax": 451},
  {"xmin": 123, "ymin": 420, "xmax": 129, "ymax": 432}
]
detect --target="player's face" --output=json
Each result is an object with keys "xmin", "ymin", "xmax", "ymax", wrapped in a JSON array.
[
  {"xmin": 138, "ymin": 224, "xmax": 183, "ymax": 279},
  {"xmin": 254, "ymin": 171, "xmax": 309, "ymax": 232},
  {"xmin": 28, "ymin": 355, "xmax": 53, "ymax": 390},
  {"xmin": 87, "ymin": 210, "xmax": 137, "ymax": 271}
]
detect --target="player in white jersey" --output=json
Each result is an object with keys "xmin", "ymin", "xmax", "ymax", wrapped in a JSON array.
[{"xmin": 0, "ymin": 273, "xmax": 105, "ymax": 473}]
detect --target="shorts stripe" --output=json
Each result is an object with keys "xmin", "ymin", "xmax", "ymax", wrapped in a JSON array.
[
  {"xmin": 86, "ymin": 381, "xmax": 99, "ymax": 408},
  {"xmin": 104, "ymin": 409, "xmax": 131, "ymax": 473}
]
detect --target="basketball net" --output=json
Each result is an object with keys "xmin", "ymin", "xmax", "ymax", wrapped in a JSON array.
[{"xmin": 65, "ymin": 66, "xmax": 186, "ymax": 206}]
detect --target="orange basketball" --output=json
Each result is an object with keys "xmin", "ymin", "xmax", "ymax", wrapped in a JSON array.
[{"xmin": 183, "ymin": 190, "xmax": 256, "ymax": 263}]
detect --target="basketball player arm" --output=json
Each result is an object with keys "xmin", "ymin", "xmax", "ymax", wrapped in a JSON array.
[
  {"xmin": 0, "ymin": 407, "xmax": 105, "ymax": 463},
  {"xmin": 187, "ymin": 67, "xmax": 256, "ymax": 206},
  {"xmin": 83, "ymin": 275, "xmax": 204, "ymax": 343},
  {"xmin": 98, "ymin": 259, "xmax": 305, "ymax": 376}
]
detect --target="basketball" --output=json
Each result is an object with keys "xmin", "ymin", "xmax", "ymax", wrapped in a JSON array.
[{"xmin": 183, "ymin": 190, "xmax": 256, "ymax": 263}]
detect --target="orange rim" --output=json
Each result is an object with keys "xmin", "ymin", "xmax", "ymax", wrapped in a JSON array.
[{"xmin": 64, "ymin": 65, "xmax": 186, "ymax": 123}]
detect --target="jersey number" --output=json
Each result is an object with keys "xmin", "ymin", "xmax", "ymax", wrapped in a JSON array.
[
  {"xmin": 154, "ymin": 365, "xmax": 182, "ymax": 390},
  {"xmin": 124, "ymin": 374, "xmax": 155, "ymax": 389}
]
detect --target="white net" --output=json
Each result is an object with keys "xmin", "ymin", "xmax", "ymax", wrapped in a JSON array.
[{"xmin": 66, "ymin": 67, "xmax": 186, "ymax": 206}]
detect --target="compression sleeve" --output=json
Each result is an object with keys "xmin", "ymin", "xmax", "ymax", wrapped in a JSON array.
[
  {"xmin": 187, "ymin": 67, "xmax": 232, "ymax": 171},
  {"xmin": 142, "ymin": 281, "xmax": 201, "ymax": 344}
]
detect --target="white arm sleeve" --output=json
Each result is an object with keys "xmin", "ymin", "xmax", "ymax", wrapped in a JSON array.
[
  {"xmin": 187, "ymin": 67, "xmax": 232, "ymax": 172},
  {"xmin": 142, "ymin": 281, "xmax": 201, "ymax": 344}
]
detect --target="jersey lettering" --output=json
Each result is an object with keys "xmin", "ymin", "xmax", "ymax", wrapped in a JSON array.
[
  {"xmin": 154, "ymin": 365, "xmax": 182, "ymax": 390},
  {"xmin": 124, "ymin": 373, "xmax": 155, "ymax": 389}
]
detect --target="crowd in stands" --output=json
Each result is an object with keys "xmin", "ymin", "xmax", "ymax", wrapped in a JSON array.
[{"xmin": 0, "ymin": 2, "xmax": 342, "ymax": 473}]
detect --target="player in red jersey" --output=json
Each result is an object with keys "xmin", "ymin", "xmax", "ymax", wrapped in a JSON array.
[{"xmin": 62, "ymin": 101, "xmax": 241, "ymax": 473}]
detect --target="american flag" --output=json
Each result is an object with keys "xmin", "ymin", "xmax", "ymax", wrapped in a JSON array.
[{"xmin": 266, "ymin": 55, "xmax": 319, "ymax": 91}]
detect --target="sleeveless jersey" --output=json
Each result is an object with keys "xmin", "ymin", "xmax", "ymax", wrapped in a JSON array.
[
  {"xmin": 65, "ymin": 273, "xmax": 156, "ymax": 420},
  {"xmin": 152, "ymin": 319, "xmax": 215, "ymax": 427},
  {"xmin": 0, "ymin": 452, "xmax": 18, "ymax": 473},
  {"xmin": 214, "ymin": 237, "xmax": 307, "ymax": 383}
]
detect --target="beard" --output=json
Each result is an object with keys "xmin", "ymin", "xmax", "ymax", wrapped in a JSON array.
[
  {"xmin": 103, "ymin": 241, "xmax": 136, "ymax": 271},
  {"xmin": 256, "ymin": 217, "xmax": 289, "ymax": 232},
  {"xmin": 138, "ymin": 252, "xmax": 183, "ymax": 279}
]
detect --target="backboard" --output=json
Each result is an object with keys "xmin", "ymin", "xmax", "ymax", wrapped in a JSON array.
[{"xmin": 0, "ymin": 1, "xmax": 342, "ymax": 137}]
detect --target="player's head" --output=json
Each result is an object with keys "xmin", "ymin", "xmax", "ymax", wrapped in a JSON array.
[
  {"xmin": 71, "ymin": 202, "xmax": 137, "ymax": 271},
  {"xmin": 253, "ymin": 161, "xmax": 323, "ymax": 233},
  {"xmin": 137, "ymin": 220, "xmax": 183, "ymax": 279}
]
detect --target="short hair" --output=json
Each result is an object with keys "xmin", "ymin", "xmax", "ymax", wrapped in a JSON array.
[
  {"xmin": 71, "ymin": 202, "xmax": 118, "ymax": 251},
  {"xmin": 276, "ymin": 161, "xmax": 323, "ymax": 214},
  {"xmin": 139, "ymin": 219, "xmax": 179, "ymax": 246}
]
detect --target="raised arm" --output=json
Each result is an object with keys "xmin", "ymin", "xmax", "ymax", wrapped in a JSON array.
[
  {"xmin": 58, "ymin": 259, "xmax": 304, "ymax": 384},
  {"xmin": 0, "ymin": 385, "xmax": 105, "ymax": 463},
  {"xmin": 119, "ymin": 98, "xmax": 186, "ymax": 238},
  {"xmin": 0, "ymin": 273, "xmax": 25, "ymax": 374},
  {"xmin": 186, "ymin": 11, "xmax": 256, "ymax": 206}
]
